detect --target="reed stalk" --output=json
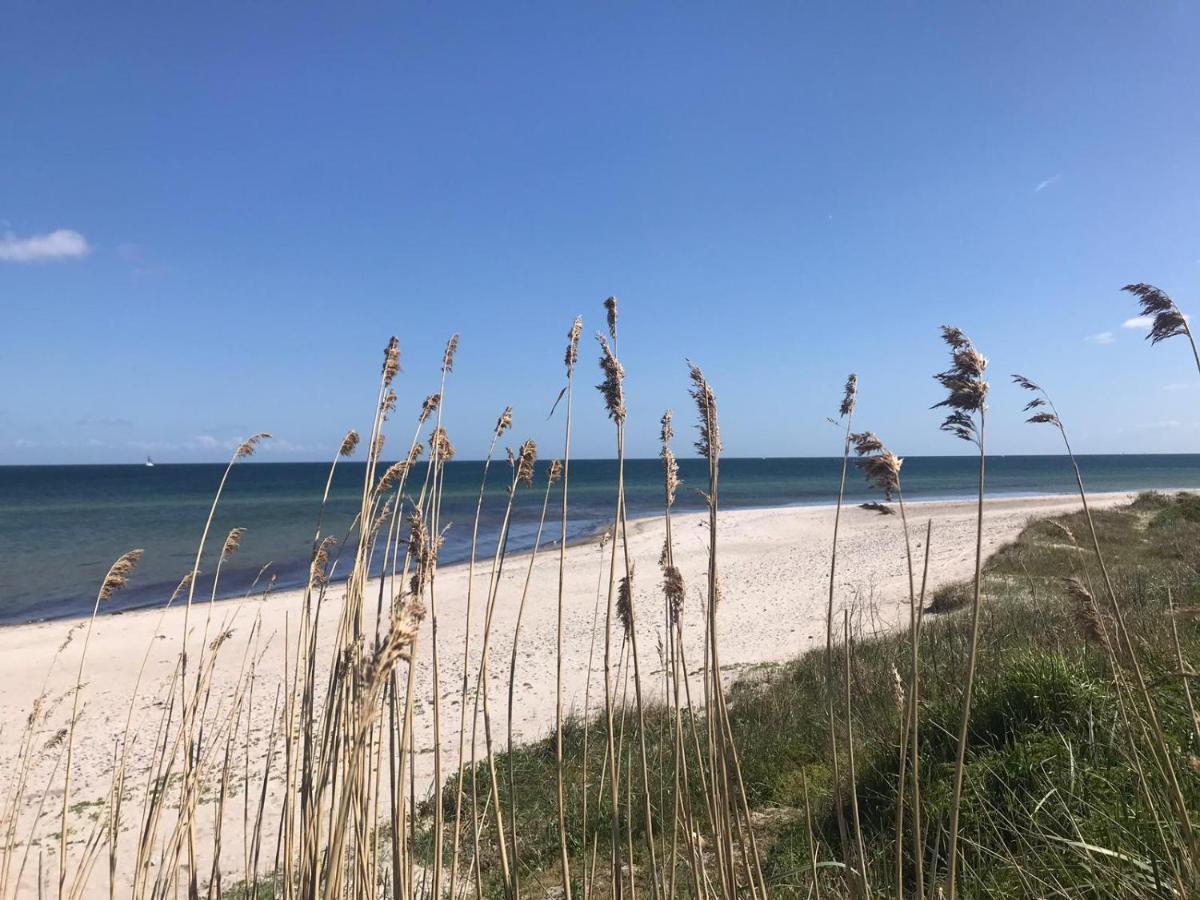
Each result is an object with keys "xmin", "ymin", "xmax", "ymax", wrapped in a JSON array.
[
  {"xmin": 933, "ymin": 326, "xmax": 988, "ymax": 900},
  {"xmin": 556, "ymin": 316, "xmax": 582, "ymax": 900}
]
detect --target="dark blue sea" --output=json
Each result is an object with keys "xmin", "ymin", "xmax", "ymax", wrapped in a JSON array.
[{"xmin": 2, "ymin": 455, "xmax": 1198, "ymax": 625}]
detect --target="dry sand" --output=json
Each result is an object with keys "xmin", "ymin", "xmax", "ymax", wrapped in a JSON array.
[{"xmin": 0, "ymin": 491, "xmax": 1137, "ymax": 895}]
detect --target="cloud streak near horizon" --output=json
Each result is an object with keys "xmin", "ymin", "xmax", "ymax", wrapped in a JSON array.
[{"xmin": 0, "ymin": 229, "xmax": 91, "ymax": 263}]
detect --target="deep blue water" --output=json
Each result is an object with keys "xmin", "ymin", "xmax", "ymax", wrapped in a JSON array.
[{"xmin": 2, "ymin": 454, "xmax": 1198, "ymax": 625}]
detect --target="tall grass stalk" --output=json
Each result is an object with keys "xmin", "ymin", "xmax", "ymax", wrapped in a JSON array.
[
  {"xmin": 933, "ymin": 326, "xmax": 988, "ymax": 900},
  {"xmin": 556, "ymin": 316, "xmax": 582, "ymax": 900},
  {"xmin": 825, "ymin": 375, "xmax": 857, "ymax": 882}
]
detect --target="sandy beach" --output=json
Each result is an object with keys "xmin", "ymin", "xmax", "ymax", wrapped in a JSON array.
[{"xmin": 0, "ymin": 490, "xmax": 1138, "ymax": 895}]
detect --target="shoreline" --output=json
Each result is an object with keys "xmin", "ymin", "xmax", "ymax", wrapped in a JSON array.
[{"xmin": 3, "ymin": 485, "xmax": 1186, "ymax": 629}]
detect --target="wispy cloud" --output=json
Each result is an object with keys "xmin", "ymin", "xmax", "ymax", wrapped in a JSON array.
[
  {"xmin": 0, "ymin": 229, "xmax": 91, "ymax": 263},
  {"xmin": 1123, "ymin": 315, "xmax": 1154, "ymax": 330},
  {"xmin": 1084, "ymin": 331, "xmax": 1114, "ymax": 345},
  {"xmin": 117, "ymin": 242, "xmax": 172, "ymax": 280},
  {"xmin": 1164, "ymin": 383, "xmax": 1194, "ymax": 392},
  {"xmin": 1034, "ymin": 174, "xmax": 1061, "ymax": 193},
  {"xmin": 1135, "ymin": 420, "xmax": 1183, "ymax": 431}
]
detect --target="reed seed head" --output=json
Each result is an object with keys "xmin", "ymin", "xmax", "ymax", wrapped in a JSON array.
[
  {"xmin": 850, "ymin": 431, "xmax": 902, "ymax": 500},
  {"xmin": 840, "ymin": 373, "xmax": 858, "ymax": 418},
  {"xmin": 604, "ymin": 296, "xmax": 618, "ymax": 342},
  {"xmin": 660, "ymin": 411, "xmax": 680, "ymax": 507},
  {"xmin": 617, "ymin": 565, "xmax": 635, "ymax": 633},
  {"xmin": 1012, "ymin": 374, "xmax": 1063, "ymax": 427},
  {"xmin": 548, "ymin": 458, "xmax": 563, "ymax": 484},
  {"xmin": 310, "ymin": 536, "xmax": 337, "ymax": 588},
  {"xmin": 421, "ymin": 393, "xmax": 441, "ymax": 425},
  {"xmin": 169, "ymin": 572, "xmax": 195, "ymax": 604},
  {"xmin": 933, "ymin": 326, "xmax": 987, "ymax": 445},
  {"xmin": 99, "ymin": 549, "xmax": 144, "ymax": 602},
  {"xmin": 495, "ymin": 406, "xmax": 514, "ymax": 439},
  {"xmin": 220, "ymin": 527, "xmax": 246, "ymax": 562},
  {"xmin": 429, "ymin": 425, "xmax": 455, "ymax": 462},
  {"xmin": 1064, "ymin": 577, "xmax": 1107, "ymax": 647},
  {"xmin": 1123, "ymin": 283, "xmax": 1190, "ymax": 345},
  {"xmin": 688, "ymin": 362, "xmax": 721, "ymax": 458},
  {"xmin": 662, "ymin": 565, "xmax": 684, "ymax": 624},
  {"xmin": 382, "ymin": 336, "xmax": 401, "ymax": 386},
  {"xmin": 892, "ymin": 664, "xmax": 905, "ymax": 714},
  {"xmin": 339, "ymin": 429, "xmax": 360, "ymax": 457},
  {"xmin": 371, "ymin": 433, "xmax": 386, "ymax": 459},
  {"xmin": 596, "ymin": 334, "xmax": 626, "ymax": 423},
  {"xmin": 377, "ymin": 460, "xmax": 407, "ymax": 493},
  {"xmin": 443, "ymin": 334, "xmax": 459, "ymax": 372},
  {"xmin": 566, "ymin": 316, "xmax": 583, "ymax": 373},
  {"xmin": 516, "ymin": 438, "xmax": 537, "ymax": 485},
  {"xmin": 236, "ymin": 433, "xmax": 271, "ymax": 459},
  {"xmin": 382, "ymin": 388, "xmax": 397, "ymax": 419}
]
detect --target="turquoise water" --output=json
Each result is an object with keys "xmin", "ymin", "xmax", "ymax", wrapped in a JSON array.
[{"xmin": 2, "ymin": 454, "xmax": 1198, "ymax": 624}]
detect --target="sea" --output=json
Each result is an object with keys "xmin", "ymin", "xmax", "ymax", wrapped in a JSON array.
[{"xmin": 3, "ymin": 454, "xmax": 1199, "ymax": 625}]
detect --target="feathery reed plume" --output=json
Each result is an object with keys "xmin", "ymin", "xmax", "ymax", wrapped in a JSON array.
[
  {"xmin": 566, "ymin": 316, "xmax": 583, "ymax": 370},
  {"xmin": 1123, "ymin": 283, "xmax": 1194, "ymax": 347},
  {"xmin": 98, "ymin": 549, "xmax": 145, "ymax": 602},
  {"xmin": 339, "ymin": 429, "xmax": 360, "ymax": 457},
  {"xmin": 496, "ymin": 405, "xmax": 514, "ymax": 437},
  {"xmin": 236, "ymin": 432, "xmax": 271, "ymax": 459},
  {"xmin": 617, "ymin": 566, "xmax": 636, "ymax": 634},
  {"xmin": 597, "ymin": 334, "xmax": 626, "ymax": 422},
  {"xmin": 382, "ymin": 387, "xmax": 398, "ymax": 418},
  {"xmin": 548, "ymin": 458, "xmax": 563, "ymax": 483},
  {"xmin": 443, "ymin": 333, "xmax": 459, "ymax": 371},
  {"xmin": 1065, "ymin": 578, "xmax": 1107, "ymax": 647},
  {"xmin": 604, "ymin": 295, "xmax": 618, "ymax": 341},
  {"xmin": 850, "ymin": 431, "xmax": 902, "ymax": 500},
  {"xmin": 376, "ymin": 460, "xmax": 408, "ymax": 494},
  {"xmin": 430, "ymin": 425, "xmax": 455, "ymax": 461},
  {"xmin": 688, "ymin": 362, "xmax": 721, "ymax": 458},
  {"xmin": 516, "ymin": 439, "xmax": 537, "ymax": 485},
  {"xmin": 935, "ymin": 325, "xmax": 988, "ymax": 900},
  {"xmin": 382, "ymin": 335, "xmax": 400, "ymax": 386},
  {"xmin": 420, "ymin": 393, "xmax": 441, "ymax": 424},
  {"xmin": 661, "ymin": 410, "xmax": 680, "ymax": 506},
  {"xmin": 840, "ymin": 372, "xmax": 858, "ymax": 418},
  {"xmin": 662, "ymin": 565, "xmax": 684, "ymax": 625},
  {"xmin": 310, "ymin": 536, "xmax": 337, "ymax": 588},
  {"xmin": 220, "ymin": 528, "xmax": 245, "ymax": 562}
]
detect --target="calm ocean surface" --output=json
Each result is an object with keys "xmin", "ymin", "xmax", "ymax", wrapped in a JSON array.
[{"xmin": 3, "ymin": 454, "xmax": 1198, "ymax": 625}]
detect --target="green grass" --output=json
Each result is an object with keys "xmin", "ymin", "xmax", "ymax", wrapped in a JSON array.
[{"xmin": 446, "ymin": 492, "xmax": 1200, "ymax": 898}]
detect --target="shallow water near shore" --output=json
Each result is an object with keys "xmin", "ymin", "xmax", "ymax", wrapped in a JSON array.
[{"xmin": 2, "ymin": 453, "xmax": 1198, "ymax": 624}]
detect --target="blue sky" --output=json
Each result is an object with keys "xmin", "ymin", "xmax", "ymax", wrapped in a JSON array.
[{"xmin": 2, "ymin": 2, "xmax": 1199, "ymax": 463}]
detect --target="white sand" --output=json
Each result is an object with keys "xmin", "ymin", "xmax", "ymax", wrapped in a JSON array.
[{"xmin": 0, "ymin": 491, "xmax": 1137, "ymax": 895}]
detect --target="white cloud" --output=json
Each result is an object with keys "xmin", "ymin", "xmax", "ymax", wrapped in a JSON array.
[
  {"xmin": 1084, "ymin": 331, "xmax": 1114, "ymax": 345},
  {"xmin": 0, "ymin": 229, "xmax": 91, "ymax": 263},
  {"xmin": 1135, "ymin": 420, "xmax": 1183, "ymax": 431},
  {"xmin": 1123, "ymin": 316, "xmax": 1154, "ymax": 330},
  {"xmin": 1035, "ymin": 174, "xmax": 1061, "ymax": 193}
]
